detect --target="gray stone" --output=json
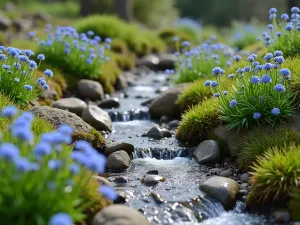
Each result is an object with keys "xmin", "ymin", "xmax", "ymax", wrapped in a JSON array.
[
  {"xmin": 33, "ymin": 12, "xmax": 51, "ymax": 22},
  {"xmin": 98, "ymin": 98, "xmax": 120, "ymax": 109},
  {"xmin": 168, "ymin": 120, "xmax": 180, "ymax": 129},
  {"xmin": 220, "ymin": 169, "xmax": 233, "ymax": 178},
  {"xmin": 150, "ymin": 192, "xmax": 166, "ymax": 204},
  {"xmin": 200, "ymin": 176, "xmax": 239, "ymax": 209},
  {"xmin": 160, "ymin": 115, "xmax": 169, "ymax": 123},
  {"xmin": 82, "ymin": 105, "xmax": 112, "ymax": 132},
  {"xmin": 149, "ymin": 83, "xmax": 189, "ymax": 118},
  {"xmin": 193, "ymin": 140, "xmax": 220, "ymax": 165},
  {"xmin": 92, "ymin": 176, "xmax": 112, "ymax": 186},
  {"xmin": 240, "ymin": 183, "xmax": 249, "ymax": 190},
  {"xmin": 115, "ymin": 74, "xmax": 128, "ymax": 90},
  {"xmin": 146, "ymin": 170, "xmax": 159, "ymax": 175},
  {"xmin": 104, "ymin": 142, "xmax": 134, "ymax": 156},
  {"xmin": 210, "ymin": 168, "xmax": 222, "ymax": 175},
  {"xmin": 240, "ymin": 173, "xmax": 250, "ymax": 183},
  {"xmin": 0, "ymin": 12, "xmax": 11, "ymax": 31},
  {"xmin": 31, "ymin": 106, "xmax": 92, "ymax": 133},
  {"xmin": 92, "ymin": 205, "xmax": 150, "ymax": 225},
  {"xmin": 142, "ymin": 175, "xmax": 166, "ymax": 186},
  {"xmin": 53, "ymin": 97, "xmax": 87, "ymax": 116},
  {"xmin": 157, "ymin": 54, "xmax": 176, "ymax": 70},
  {"xmin": 77, "ymin": 79, "xmax": 104, "ymax": 100},
  {"xmin": 107, "ymin": 150, "xmax": 130, "ymax": 171},
  {"xmin": 136, "ymin": 54, "xmax": 159, "ymax": 69},
  {"xmin": 147, "ymin": 126, "xmax": 172, "ymax": 139},
  {"xmin": 12, "ymin": 19, "xmax": 32, "ymax": 32},
  {"xmin": 272, "ymin": 209, "xmax": 291, "ymax": 224},
  {"xmin": 114, "ymin": 176, "xmax": 130, "ymax": 184}
]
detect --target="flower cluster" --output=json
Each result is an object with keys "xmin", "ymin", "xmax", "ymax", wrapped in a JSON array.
[
  {"xmin": 0, "ymin": 46, "xmax": 52, "ymax": 105},
  {"xmin": 33, "ymin": 24, "xmax": 110, "ymax": 79},
  {"xmin": 0, "ymin": 106, "xmax": 117, "ymax": 225},
  {"xmin": 262, "ymin": 7, "xmax": 300, "ymax": 57},
  {"xmin": 173, "ymin": 35, "xmax": 233, "ymax": 83},
  {"xmin": 204, "ymin": 52, "xmax": 295, "ymax": 129}
]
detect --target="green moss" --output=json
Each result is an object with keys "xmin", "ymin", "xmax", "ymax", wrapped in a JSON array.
[
  {"xmin": 249, "ymin": 144, "xmax": 300, "ymax": 205},
  {"xmin": 290, "ymin": 188, "xmax": 300, "ymax": 221},
  {"xmin": 73, "ymin": 129, "xmax": 106, "ymax": 150},
  {"xmin": 110, "ymin": 52, "xmax": 136, "ymax": 71},
  {"xmin": 176, "ymin": 98, "xmax": 220, "ymax": 145},
  {"xmin": 238, "ymin": 127, "xmax": 300, "ymax": 170},
  {"xmin": 98, "ymin": 61, "xmax": 121, "ymax": 94},
  {"xmin": 111, "ymin": 39, "xmax": 129, "ymax": 54},
  {"xmin": 158, "ymin": 28, "xmax": 194, "ymax": 47}
]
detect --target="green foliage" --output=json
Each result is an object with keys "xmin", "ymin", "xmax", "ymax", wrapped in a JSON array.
[
  {"xmin": 176, "ymin": 98, "xmax": 220, "ymax": 144},
  {"xmin": 290, "ymin": 188, "xmax": 300, "ymax": 221},
  {"xmin": 209, "ymin": 53, "xmax": 295, "ymax": 130},
  {"xmin": 111, "ymin": 39, "xmax": 128, "ymax": 54},
  {"xmin": 249, "ymin": 144, "xmax": 300, "ymax": 204},
  {"xmin": 99, "ymin": 61, "xmax": 121, "ymax": 94},
  {"xmin": 174, "ymin": 36, "xmax": 232, "ymax": 83},
  {"xmin": 0, "ymin": 47, "xmax": 51, "ymax": 106},
  {"xmin": 75, "ymin": 15, "xmax": 165, "ymax": 56},
  {"xmin": 238, "ymin": 127, "xmax": 300, "ymax": 169},
  {"xmin": 38, "ymin": 25, "xmax": 108, "ymax": 80},
  {"xmin": 73, "ymin": 129, "xmax": 106, "ymax": 150},
  {"xmin": 158, "ymin": 28, "xmax": 194, "ymax": 47}
]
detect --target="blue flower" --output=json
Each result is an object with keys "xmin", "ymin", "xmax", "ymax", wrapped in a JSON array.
[
  {"xmin": 98, "ymin": 185, "xmax": 118, "ymax": 201},
  {"xmin": 69, "ymin": 164, "xmax": 80, "ymax": 174},
  {"xmin": 58, "ymin": 124, "xmax": 73, "ymax": 135},
  {"xmin": 291, "ymin": 7, "xmax": 300, "ymax": 13},
  {"xmin": 173, "ymin": 36, "xmax": 179, "ymax": 42},
  {"xmin": 236, "ymin": 68, "xmax": 244, "ymax": 74},
  {"xmin": 14, "ymin": 62, "xmax": 21, "ymax": 70},
  {"xmin": 233, "ymin": 55, "xmax": 242, "ymax": 61},
  {"xmin": 204, "ymin": 80, "xmax": 211, "ymax": 87},
  {"xmin": 24, "ymin": 50, "xmax": 34, "ymax": 56},
  {"xmin": 274, "ymin": 84, "xmax": 286, "ymax": 92},
  {"xmin": 263, "ymin": 53, "xmax": 273, "ymax": 61},
  {"xmin": 269, "ymin": 8, "xmax": 277, "ymax": 14},
  {"xmin": 228, "ymin": 74, "xmax": 235, "ymax": 79},
  {"xmin": 281, "ymin": 13, "xmax": 289, "ymax": 20},
  {"xmin": 230, "ymin": 99, "xmax": 237, "ymax": 108},
  {"xmin": 182, "ymin": 41, "xmax": 191, "ymax": 47},
  {"xmin": 251, "ymin": 76, "xmax": 260, "ymax": 84},
  {"xmin": 274, "ymin": 50, "xmax": 283, "ymax": 57},
  {"xmin": 276, "ymin": 32, "xmax": 282, "ymax": 37},
  {"xmin": 28, "ymin": 31, "xmax": 36, "ymax": 38},
  {"xmin": 43, "ymin": 84, "xmax": 50, "ymax": 91},
  {"xmin": 105, "ymin": 38, "xmax": 112, "ymax": 44},
  {"xmin": 24, "ymin": 85, "xmax": 32, "ymax": 91},
  {"xmin": 86, "ymin": 58, "xmax": 93, "ymax": 64},
  {"xmin": 213, "ymin": 92, "xmax": 220, "ymax": 98},
  {"xmin": 247, "ymin": 56, "xmax": 254, "ymax": 62},
  {"xmin": 85, "ymin": 153, "xmax": 106, "ymax": 173},
  {"xmin": 276, "ymin": 56, "xmax": 285, "ymax": 64},
  {"xmin": 14, "ymin": 157, "xmax": 32, "ymax": 172},
  {"xmin": 64, "ymin": 48, "xmax": 70, "ymax": 54},
  {"xmin": 37, "ymin": 54, "xmax": 45, "ymax": 60},
  {"xmin": 0, "ymin": 54, "xmax": 7, "ymax": 61},
  {"xmin": 253, "ymin": 112, "xmax": 261, "ymax": 120},
  {"xmin": 28, "ymin": 60, "xmax": 37, "ymax": 69},
  {"xmin": 223, "ymin": 91, "xmax": 228, "ymax": 95},
  {"xmin": 271, "ymin": 108, "xmax": 280, "ymax": 116},
  {"xmin": 2, "ymin": 64, "xmax": 10, "ymax": 70},
  {"xmin": 87, "ymin": 31, "xmax": 94, "ymax": 36},
  {"xmin": 251, "ymin": 54, "xmax": 257, "ymax": 59},
  {"xmin": 252, "ymin": 62, "xmax": 259, "ymax": 67},
  {"xmin": 18, "ymin": 55, "xmax": 28, "ymax": 62},
  {"xmin": 280, "ymin": 68, "xmax": 291, "ymax": 76},
  {"xmin": 212, "ymin": 67, "xmax": 222, "ymax": 75},
  {"xmin": 210, "ymin": 81, "xmax": 218, "ymax": 87},
  {"xmin": 48, "ymin": 160, "xmax": 63, "ymax": 170},
  {"xmin": 94, "ymin": 36, "xmax": 101, "ymax": 42},
  {"xmin": 1, "ymin": 106, "xmax": 18, "ymax": 118},
  {"xmin": 0, "ymin": 143, "xmax": 19, "ymax": 161},
  {"xmin": 268, "ymin": 24, "xmax": 274, "ymax": 30},
  {"xmin": 34, "ymin": 142, "xmax": 52, "ymax": 158},
  {"xmin": 261, "ymin": 75, "xmax": 272, "ymax": 83},
  {"xmin": 244, "ymin": 66, "xmax": 251, "ymax": 73},
  {"xmin": 14, "ymin": 78, "xmax": 20, "ymax": 83},
  {"xmin": 49, "ymin": 213, "xmax": 73, "ymax": 225},
  {"xmin": 263, "ymin": 63, "xmax": 272, "ymax": 70},
  {"xmin": 269, "ymin": 14, "xmax": 276, "ymax": 20},
  {"xmin": 264, "ymin": 35, "xmax": 271, "ymax": 41},
  {"xmin": 44, "ymin": 69, "xmax": 53, "ymax": 77},
  {"xmin": 11, "ymin": 127, "xmax": 34, "ymax": 143},
  {"xmin": 285, "ymin": 24, "xmax": 293, "ymax": 31}
]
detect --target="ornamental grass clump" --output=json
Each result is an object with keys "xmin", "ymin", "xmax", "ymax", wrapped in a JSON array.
[
  {"xmin": 204, "ymin": 52, "xmax": 295, "ymax": 129},
  {"xmin": 262, "ymin": 7, "xmax": 300, "ymax": 57},
  {"xmin": 174, "ymin": 35, "xmax": 233, "ymax": 83},
  {"xmin": 0, "ymin": 46, "xmax": 52, "ymax": 105},
  {"xmin": 249, "ymin": 144, "xmax": 300, "ymax": 204},
  {"xmin": 0, "ymin": 106, "xmax": 116, "ymax": 225},
  {"xmin": 36, "ymin": 25, "xmax": 109, "ymax": 79}
]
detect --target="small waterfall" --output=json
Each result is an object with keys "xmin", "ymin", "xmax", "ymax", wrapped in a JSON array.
[
  {"xmin": 108, "ymin": 109, "xmax": 151, "ymax": 122},
  {"xmin": 133, "ymin": 148, "xmax": 187, "ymax": 160}
]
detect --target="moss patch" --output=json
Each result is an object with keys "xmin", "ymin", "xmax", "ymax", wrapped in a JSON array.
[
  {"xmin": 176, "ymin": 98, "xmax": 220, "ymax": 145},
  {"xmin": 73, "ymin": 129, "xmax": 106, "ymax": 151}
]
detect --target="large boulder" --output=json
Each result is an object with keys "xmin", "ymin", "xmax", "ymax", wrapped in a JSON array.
[
  {"xmin": 200, "ymin": 176, "xmax": 239, "ymax": 209},
  {"xmin": 31, "ymin": 106, "xmax": 92, "ymax": 133},
  {"xmin": 147, "ymin": 126, "xmax": 172, "ymax": 139},
  {"xmin": 53, "ymin": 97, "xmax": 87, "ymax": 116},
  {"xmin": 149, "ymin": 84, "xmax": 189, "ymax": 118},
  {"xmin": 136, "ymin": 54, "xmax": 159, "ymax": 70},
  {"xmin": 104, "ymin": 142, "xmax": 134, "ymax": 156},
  {"xmin": 193, "ymin": 140, "xmax": 220, "ymax": 165},
  {"xmin": 92, "ymin": 205, "xmax": 150, "ymax": 225},
  {"xmin": 0, "ymin": 11, "xmax": 11, "ymax": 31},
  {"xmin": 82, "ymin": 105, "xmax": 112, "ymax": 132},
  {"xmin": 77, "ymin": 79, "xmax": 104, "ymax": 100},
  {"xmin": 107, "ymin": 150, "xmax": 130, "ymax": 171}
]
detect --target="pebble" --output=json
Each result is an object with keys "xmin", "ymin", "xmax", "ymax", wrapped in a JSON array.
[
  {"xmin": 142, "ymin": 175, "xmax": 166, "ymax": 186},
  {"xmin": 219, "ymin": 169, "xmax": 233, "ymax": 178},
  {"xmin": 240, "ymin": 183, "xmax": 249, "ymax": 190},
  {"xmin": 146, "ymin": 170, "xmax": 159, "ymax": 175},
  {"xmin": 240, "ymin": 173, "xmax": 250, "ymax": 183},
  {"xmin": 114, "ymin": 176, "xmax": 131, "ymax": 184}
]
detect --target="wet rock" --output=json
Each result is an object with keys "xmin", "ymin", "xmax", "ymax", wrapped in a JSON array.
[
  {"xmin": 31, "ymin": 106, "xmax": 92, "ymax": 133},
  {"xmin": 92, "ymin": 205, "xmax": 151, "ymax": 225},
  {"xmin": 147, "ymin": 126, "xmax": 172, "ymax": 139},
  {"xmin": 0, "ymin": 12, "xmax": 11, "ymax": 31},
  {"xmin": 53, "ymin": 97, "xmax": 87, "ymax": 116},
  {"xmin": 160, "ymin": 115, "xmax": 169, "ymax": 123},
  {"xmin": 210, "ymin": 168, "xmax": 222, "ymax": 175},
  {"xmin": 114, "ymin": 176, "xmax": 130, "ymax": 184},
  {"xmin": 104, "ymin": 142, "xmax": 134, "ymax": 156},
  {"xmin": 114, "ymin": 191, "xmax": 127, "ymax": 204},
  {"xmin": 157, "ymin": 54, "xmax": 176, "ymax": 70},
  {"xmin": 107, "ymin": 150, "xmax": 130, "ymax": 171},
  {"xmin": 149, "ymin": 83, "xmax": 189, "ymax": 118},
  {"xmin": 240, "ymin": 183, "xmax": 248, "ymax": 190},
  {"xmin": 82, "ymin": 105, "xmax": 112, "ymax": 132},
  {"xmin": 98, "ymin": 98, "xmax": 120, "ymax": 109},
  {"xmin": 142, "ymin": 175, "xmax": 166, "ymax": 186},
  {"xmin": 193, "ymin": 140, "xmax": 220, "ymax": 165},
  {"xmin": 272, "ymin": 209, "xmax": 291, "ymax": 224},
  {"xmin": 33, "ymin": 12, "xmax": 51, "ymax": 22},
  {"xmin": 141, "ymin": 98, "xmax": 154, "ymax": 106},
  {"xmin": 136, "ymin": 54, "xmax": 159, "ymax": 69},
  {"xmin": 240, "ymin": 173, "xmax": 250, "ymax": 183},
  {"xmin": 168, "ymin": 120, "xmax": 180, "ymax": 129},
  {"xmin": 239, "ymin": 190, "xmax": 248, "ymax": 196},
  {"xmin": 77, "ymin": 79, "xmax": 104, "ymax": 100},
  {"xmin": 199, "ymin": 176, "xmax": 239, "ymax": 209},
  {"xmin": 12, "ymin": 19, "xmax": 32, "ymax": 32},
  {"xmin": 220, "ymin": 169, "xmax": 233, "ymax": 178},
  {"xmin": 115, "ymin": 74, "xmax": 128, "ymax": 90},
  {"xmin": 92, "ymin": 176, "xmax": 112, "ymax": 186},
  {"xmin": 146, "ymin": 170, "xmax": 159, "ymax": 175},
  {"xmin": 150, "ymin": 192, "xmax": 166, "ymax": 204}
]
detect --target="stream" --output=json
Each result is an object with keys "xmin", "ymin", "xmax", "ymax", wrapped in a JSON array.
[{"xmin": 104, "ymin": 70, "xmax": 267, "ymax": 225}]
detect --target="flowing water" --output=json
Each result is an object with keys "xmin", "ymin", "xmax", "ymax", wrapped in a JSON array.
[{"xmin": 105, "ymin": 71, "xmax": 267, "ymax": 225}]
